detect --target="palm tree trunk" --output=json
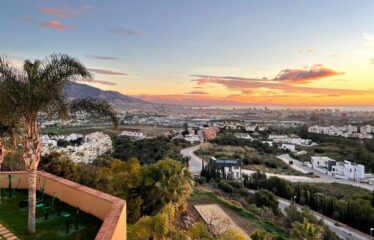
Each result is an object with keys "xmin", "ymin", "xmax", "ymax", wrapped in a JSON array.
[
  {"xmin": 23, "ymin": 118, "xmax": 41, "ymax": 234},
  {"xmin": 0, "ymin": 139, "xmax": 4, "ymax": 204},
  {"xmin": 28, "ymin": 170, "xmax": 37, "ymax": 233}
]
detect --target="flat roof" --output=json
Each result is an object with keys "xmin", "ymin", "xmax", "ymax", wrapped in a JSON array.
[{"xmin": 213, "ymin": 159, "xmax": 242, "ymax": 167}]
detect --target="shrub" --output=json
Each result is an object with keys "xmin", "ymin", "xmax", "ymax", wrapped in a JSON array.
[
  {"xmin": 247, "ymin": 189, "xmax": 279, "ymax": 214},
  {"xmin": 218, "ymin": 181, "xmax": 236, "ymax": 193}
]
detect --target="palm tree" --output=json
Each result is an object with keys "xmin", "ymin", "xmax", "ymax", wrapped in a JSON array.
[{"xmin": 0, "ymin": 54, "xmax": 119, "ymax": 234}]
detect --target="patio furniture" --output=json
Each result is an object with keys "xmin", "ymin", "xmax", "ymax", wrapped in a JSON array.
[
  {"xmin": 42, "ymin": 193, "xmax": 57, "ymax": 220},
  {"xmin": 63, "ymin": 212, "xmax": 71, "ymax": 233}
]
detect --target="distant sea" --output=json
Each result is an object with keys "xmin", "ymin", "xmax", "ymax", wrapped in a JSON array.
[{"xmin": 197, "ymin": 105, "xmax": 374, "ymax": 111}]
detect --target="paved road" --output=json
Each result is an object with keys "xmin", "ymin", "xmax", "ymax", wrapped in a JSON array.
[
  {"xmin": 277, "ymin": 154, "xmax": 374, "ymax": 191},
  {"xmin": 181, "ymin": 145, "xmax": 203, "ymax": 176}
]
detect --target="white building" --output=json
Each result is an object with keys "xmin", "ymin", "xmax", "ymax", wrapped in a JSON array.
[
  {"xmin": 268, "ymin": 134, "xmax": 315, "ymax": 146},
  {"xmin": 184, "ymin": 134, "xmax": 201, "ymax": 143},
  {"xmin": 120, "ymin": 131, "xmax": 146, "ymax": 139},
  {"xmin": 281, "ymin": 144, "xmax": 296, "ymax": 152},
  {"xmin": 42, "ymin": 132, "xmax": 112, "ymax": 163},
  {"xmin": 212, "ymin": 159, "xmax": 242, "ymax": 180},
  {"xmin": 234, "ymin": 133, "xmax": 253, "ymax": 141},
  {"xmin": 311, "ymin": 156, "xmax": 365, "ymax": 181},
  {"xmin": 311, "ymin": 156, "xmax": 336, "ymax": 174},
  {"xmin": 308, "ymin": 125, "xmax": 373, "ymax": 139}
]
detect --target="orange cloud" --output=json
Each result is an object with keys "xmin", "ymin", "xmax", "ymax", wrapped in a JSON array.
[
  {"xmin": 40, "ymin": 5, "xmax": 93, "ymax": 18},
  {"xmin": 185, "ymin": 91, "xmax": 208, "ymax": 95},
  {"xmin": 273, "ymin": 64, "xmax": 344, "ymax": 83},
  {"xmin": 39, "ymin": 20, "xmax": 71, "ymax": 30},
  {"xmin": 193, "ymin": 76, "xmax": 369, "ymax": 96}
]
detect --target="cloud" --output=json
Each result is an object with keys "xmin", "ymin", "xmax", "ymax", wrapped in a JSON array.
[
  {"xmin": 363, "ymin": 32, "xmax": 374, "ymax": 48},
  {"xmin": 273, "ymin": 65, "xmax": 344, "ymax": 83},
  {"xmin": 86, "ymin": 55, "xmax": 119, "ymax": 61},
  {"xmin": 111, "ymin": 27, "xmax": 145, "ymax": 37},
  {"xmin": 88, "ymin": 67, "xmax": 127, "ymax": 76},
  {"xmin": 138, "ymin": 94, "xmax": 235, "ymax": 106},
  {"xmin": 40, "ymin": 5, "xmax": 93, "ymax": 18},
  {"xmin": 185, "ymin": 91, "xmax": 207, "ymax": 95},
  {"xmin": 78, "ymin": 79, "xmax": 117, "ymax": 86},
  {"xmin": 22, "ymin": 17, "xmax": 72, "ymax": 31},
  {"xmin": 39, "ymin": 20, "xmax": 71, "ymax": 30},
  {"xmin": 191, "ymin": 70, "xmax": 369, "ymax": 97}
]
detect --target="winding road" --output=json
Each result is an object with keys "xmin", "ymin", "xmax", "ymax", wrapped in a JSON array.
[{"xmin": 182, "ymin": 145, "xmax": 373, "ymax": 240}]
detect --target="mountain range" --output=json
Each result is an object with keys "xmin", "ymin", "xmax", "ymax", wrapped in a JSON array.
[{"xmin": 66, "ymin": 82, "xmax": 153, "ymax": 108}]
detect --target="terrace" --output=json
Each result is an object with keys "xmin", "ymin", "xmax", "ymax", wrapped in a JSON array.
[{"xmin": 0, "ymin": 171, "xmax": 126, "ymax": 240}]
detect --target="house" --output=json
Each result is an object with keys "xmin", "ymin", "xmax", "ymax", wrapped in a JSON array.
[
  {"xmin": 212, "ymin": 159, "xmax": 242, "ymax": 180},
  {"xmin": 311, "ymin": 156, "xmax": 336, "ymax": 173},
  {"xmin": 311, "ymin": 156, "xmax": 365, "ymax": 181},
  {"xmin": 234, "ymin": 133, "xmax": 253, "ymax": 140},
  {"xmin": 331, "ymin": 160, "xmax": 365, "ymax": 180},
  {"xmin": 281, "ymin": 144, "xmax": 296, "ymax": 152},
  {"xmin": 184, "ymin": 134, "xmax": 201, "ymax": 143},
  {"xmin": 202, "ymin": 127, "xmax": 220, "ymax": 141}
]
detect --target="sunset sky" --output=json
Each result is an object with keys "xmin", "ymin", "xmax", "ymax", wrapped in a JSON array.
[{"xmin": 1, "ymin": 0, "xmax": 374, "ymax": 107}]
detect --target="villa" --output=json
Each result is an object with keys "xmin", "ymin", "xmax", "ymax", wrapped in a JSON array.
[
  {"xmin": 212, "ymin": 159, "xmax": 242, "ymax": 180},
  {"xmin": 310, "ymin": 156, "xmax": 365, "ymax": 181}
]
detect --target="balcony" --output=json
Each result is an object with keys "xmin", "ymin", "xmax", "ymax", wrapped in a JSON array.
[{"xmin": 0, "ymin": 171, "xmax": 126, "ymax": 240}]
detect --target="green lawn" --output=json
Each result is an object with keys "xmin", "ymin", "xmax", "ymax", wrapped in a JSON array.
[{"xmin": 0, "ymin": 190, "xmax": 101, "ymax": 240}]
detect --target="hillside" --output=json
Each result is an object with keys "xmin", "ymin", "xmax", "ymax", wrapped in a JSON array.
[{"xmin": 66, "ymin": 82, "xmax": 153, "ymax": 108}]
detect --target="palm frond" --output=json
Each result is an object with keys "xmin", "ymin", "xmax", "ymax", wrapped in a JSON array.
[{"xmin": 69, "ymin": 98, "xmax": 119, "ymax": 129}]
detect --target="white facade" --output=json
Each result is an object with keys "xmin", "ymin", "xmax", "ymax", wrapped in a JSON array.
[
  {"xmin": 120, "ymin": 131, "xmax": 146, "ymax": 139},
  {"xmin": 308, "ymin": 125, "xmax": 373, "ymax": 139},
  {"xmin": 234, "ymin": 133, "xmax": 253, "ymax": 140},
  {"xmin": 311, "ymin": 156, "xmax": 334, "ymax": 173},
  {"xmin": 311, "ymin": 156, "xmax": 365, "ymax": 181},
  {"xmin": 184, "ymin": 134, "xmax": 201, "ymax": 143},
  {"xmin": 268, "ymin": 134, "xmax": 315, "ymax": 146},
  {"xmin": 222, "ymin": 166, "xmax": 241, "ymax": 180},
  {"xmin": 213, "ymin": 159, "xmax": 242, "ymax": 180},
  {"xmin": 281, "ymin": 144, "xmax": 296, "ymax": 152},
  {"xmin": 42, "ymin": 132, "xmax": 112, "ymax": 163}
]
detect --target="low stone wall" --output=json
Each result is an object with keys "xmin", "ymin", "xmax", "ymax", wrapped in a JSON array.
[{"xmin": 0, "ymin": 171, "xmax": 126, "ymax": 240}]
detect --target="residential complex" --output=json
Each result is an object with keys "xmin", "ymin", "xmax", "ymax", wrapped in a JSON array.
[
  {"xmin": 42, "ymin": 132, "xmax": 113, "ymax": 163},
  {"xmin": 308, "ymin": 125, "xmax": 374, "ymax": 139}
]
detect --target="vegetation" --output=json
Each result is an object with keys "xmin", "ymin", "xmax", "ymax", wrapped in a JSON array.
[
  {"xmin": 40, "ymin": 153, "xmax": 193, "ymax": 225},
  {"xmin": 197, "ymin": 142, "xmax": 302, "ymax": 175},
  {"xmin": 245, "ymin": 171, "xmax": 374, "ymax": 235},
  {"xmin": 247, "ymin": 189, "xmax": 280, "ymax": 216},
  {"xmin": 112, "ymin": 136, "xmax": 190, "ymax": 164}
]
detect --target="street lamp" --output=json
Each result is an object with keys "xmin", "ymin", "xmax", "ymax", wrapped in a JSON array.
[{"xmin": 370, "ymin": 227, "xmax": 374, "ymax": 237}]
